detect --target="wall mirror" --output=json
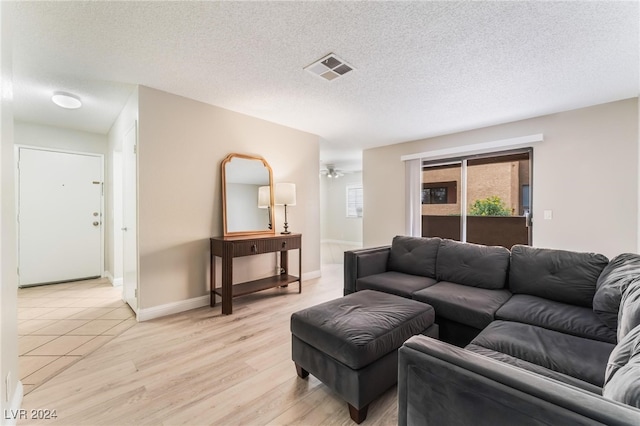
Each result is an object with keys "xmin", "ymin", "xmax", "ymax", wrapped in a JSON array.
[{"xmin": 221, "ymin": 153, "xmax": 274, "ymax": 236}]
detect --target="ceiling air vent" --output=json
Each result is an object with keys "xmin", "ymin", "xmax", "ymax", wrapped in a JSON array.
[{"xmin": 304, "ymin": 53, "xmax": 354, "ymax": 81}]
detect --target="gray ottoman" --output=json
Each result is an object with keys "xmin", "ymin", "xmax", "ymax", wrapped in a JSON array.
[{"xmin": 291, "ymin": 289, "xmax": 437, "ymax": 423}]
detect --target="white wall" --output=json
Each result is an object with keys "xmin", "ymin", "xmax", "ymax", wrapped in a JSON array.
[
  {"xmin": 137, "ymin": 86, "xmax": 320, "ymax": 310},
  {"xmin": 321, "ymin": 171, "xmax": 363, "ymax": 244},
  {"xmin": 1, "ymin": 1, "xmax": 20, "ymax": 416},
  {"xmin": 106, "ymin": 88, "xmax": 138, "ymax": 284},
  {"xmin": 364, "ymin": 98, "xmax": 639, "ymax": 259},
  {"xmin": 14, "ymin": 122, "xmax": 107, "ymax": 155}
]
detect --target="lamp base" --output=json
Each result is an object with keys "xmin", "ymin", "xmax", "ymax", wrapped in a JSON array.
[{"xmin": 280, "ymin": 231, "xmax": 291, "ymax": 235}]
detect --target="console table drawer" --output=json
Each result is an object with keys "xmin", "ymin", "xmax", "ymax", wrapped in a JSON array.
[
  {"xmin": 276, "ymin": 236, "xmax": 301, "ymax": 251},
  {"xmin": 232, "ymin": 236, "xmax": 301, "ymax": 256}
]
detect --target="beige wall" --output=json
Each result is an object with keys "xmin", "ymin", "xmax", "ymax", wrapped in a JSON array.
[
  {"xmin": 1, "ymin": 1, "xmax": 19, "ymax": 412},
  {"xmin": 364, "ymin": 98, "xmax": 639, "ymax": 259},
  {"xmin": 321, "ymin": 171, "xmax": 363, "ymax": 244},
  {"xmin": 137, "ymin": 86, "xmax": 320, "ymax": 309}
]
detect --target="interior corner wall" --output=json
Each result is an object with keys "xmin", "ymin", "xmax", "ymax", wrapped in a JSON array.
[
  {"xmin": 321, "ymin": 171, "xmax": 363, "ymax": 244},
  {"xmin": 1, "ymin": 1, "xmax": 19, "ymax": 415},
  {"xmin": 137, "ymin": 86, "xmax": 320, "ymax": 310},
  {"xmin": 106, "ymin": 87, "xmax": 138, "ymax": 284},
  {"xmin": 363, "ymin": 98, "xmax": 639, "ymax": 259}
]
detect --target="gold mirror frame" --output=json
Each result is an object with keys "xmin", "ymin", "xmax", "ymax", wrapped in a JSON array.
[{"xmin": 221, "ymin": 153, "xmax": 275, "ymax": 236}]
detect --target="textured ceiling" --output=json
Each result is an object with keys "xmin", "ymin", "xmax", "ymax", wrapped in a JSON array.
[{"xmin": 9, "ymin": 1, "xmax": 640, "ymax": 169}]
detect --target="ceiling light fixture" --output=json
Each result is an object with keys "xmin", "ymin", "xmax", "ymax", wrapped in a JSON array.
[
  {"xmin": 304, "ymin": 53, "xmax": 354, "ymax": 82},
  {"xmin": 51, "ymin": 92, "xmax": 82, "ymax": 109},
  {"xmin": 321, "ymin": 164, "xmax": 344, "ymax": 179}
]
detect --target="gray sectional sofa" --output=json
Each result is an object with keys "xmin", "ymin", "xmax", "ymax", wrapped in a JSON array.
[{"xmin": 344, "ymin": 236, "xmax": 640, "ymax": 424}]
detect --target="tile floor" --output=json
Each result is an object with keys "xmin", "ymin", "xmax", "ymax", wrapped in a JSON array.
[{"xmin": 17, "ymin": 278, "xmax": 136, "ymax": 395}]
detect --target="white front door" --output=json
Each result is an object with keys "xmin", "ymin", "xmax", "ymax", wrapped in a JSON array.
[
  {"xmin": 18, "ymin": 147, "xmax": 103, "ymax": 286},
  {"xmin": 122, "ymin": 124, "xmax": 138, "ymax": 311}
]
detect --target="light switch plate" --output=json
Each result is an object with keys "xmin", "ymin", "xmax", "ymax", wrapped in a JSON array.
[{"xmin": 544, "ymin": 210, "xmax": 553, "ymax": 220}]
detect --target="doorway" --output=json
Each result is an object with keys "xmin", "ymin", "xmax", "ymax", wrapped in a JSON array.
[
  {"xmin": 17, "ymin": 147, "xmax": 104, "ymax": 287},
  {"xmin": 421, "ymin": 150, "xmax": 532, "ymax": 248}
]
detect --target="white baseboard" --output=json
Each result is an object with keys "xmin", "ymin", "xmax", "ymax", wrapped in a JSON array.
[
  {"xmin": 136, "ymin": 270, "xmax": 320, "ymax": 322},
  {"xmin": 103, "ymin": 271, "xmax": 123, "ymax": 287},
  {"xmin": 321, "ymin": 239, "xmax": 363, "ymax": 246},
  {"xmin": 4, "ymin": 381, "xmax": 24, "ymax": 426},
  {"xmin": 136, "ymin": 295, "xmax": 209, "ymax": 322},
  {"xmin": 302, "ymin": 270, "xmax": 321, "ymax": 281}
]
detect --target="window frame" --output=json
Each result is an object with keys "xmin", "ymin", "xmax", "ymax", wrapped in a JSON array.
[{"xmin": 346, "ymin": 184, "xmax": 363, "ymax": 218}]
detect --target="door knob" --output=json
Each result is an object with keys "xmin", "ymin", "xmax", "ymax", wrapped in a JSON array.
[
  {"xmin": 93, "ymin": 212, "xmax": 99, "ymax": 217},
  {"xmin": 122, "ymin": 227, "xmax": 128, "ymax": 231},
  {"xmin": 93, "ymin": 221, "xmax": 100, "ymax": 227}
]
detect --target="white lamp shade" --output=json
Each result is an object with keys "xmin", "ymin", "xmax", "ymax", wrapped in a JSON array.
[
  {"xmin": 257, "ymin": 186, "xmax": 271, "ymax": 208},
  {"xmin": 275, "ymin": 183, "xmax": 296, "ymax": 206}
]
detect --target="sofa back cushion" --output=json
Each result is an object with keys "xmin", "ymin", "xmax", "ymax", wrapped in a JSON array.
[
  {"xmin": 435, "ymin": 239, "xmax": 510, "ymax": 289},
  {"xmin": 603, "ymin": 324, "xmax": 640, "ymax": 408},
  {"xmin": 594, "ymin": 253, "xmax": 640, "ymax": 331},
  {"xmin": 618, "ymin": 280, "xmax": 640, "ymax": 342},
  {"xmin": 387, "ymin": 236, "xmax": 441, "ymax": 278},
  {"xmin": 509, "ymin": 245, "xmax": 608, "ymax": 308}
]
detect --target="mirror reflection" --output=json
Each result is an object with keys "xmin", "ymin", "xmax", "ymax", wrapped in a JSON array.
[{"xmin": 222, "ymin": 154, "xmax": 274, "ymax": 236}]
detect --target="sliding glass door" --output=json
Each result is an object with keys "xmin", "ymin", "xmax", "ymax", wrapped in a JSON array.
[
  {"xmin": 421, "ymin": 162, "xmax": 462, "ymax": 240},
  {"xmin": 421, "ymin": 150, "xmax": 531, "ymax": 248}
]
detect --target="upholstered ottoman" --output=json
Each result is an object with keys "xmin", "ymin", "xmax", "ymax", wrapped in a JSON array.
[{"xmin": 291, "ymin": 289, "xmax": 437, "ymax": 423}]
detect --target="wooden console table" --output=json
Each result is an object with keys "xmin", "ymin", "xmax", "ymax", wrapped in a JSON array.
[{"xmin": 210, "ymin": 233, "xmax": 302, "ymax": 314}]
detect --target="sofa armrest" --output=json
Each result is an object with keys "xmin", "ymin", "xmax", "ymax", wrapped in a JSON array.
[
  {"xmin": 343, "ymin": 246, "xmax": 390, "ymax": 295},
  {"xmin": 398, "ymin": 335, "xmax": 640, "ymax": 426}
]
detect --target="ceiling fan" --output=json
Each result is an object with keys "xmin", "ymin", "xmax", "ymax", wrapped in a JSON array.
[{"xmin": 320, "ymin": 164, "xmax": 345, "ymax": 178}]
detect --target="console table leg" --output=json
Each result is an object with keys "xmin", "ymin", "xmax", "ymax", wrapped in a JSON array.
[
  {"xmin": 222, "ymin": 248, "xmax": 233, "ymax": 315},
  {"xmin": 280, "ymin": 250, "xmax": 288, "ymax": 275},
  {"xmin": 210, "ymin": 251, "xmax": 216, "ymax": 307}
]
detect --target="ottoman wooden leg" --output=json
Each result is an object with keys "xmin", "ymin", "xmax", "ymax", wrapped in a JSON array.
[
  {"xmin": 348, "ymin": 403, "xmax": 368, "ymax": 424},
  {"xmin": 295, "ymin": 363, "xmax": 309, "ymax": 379}
]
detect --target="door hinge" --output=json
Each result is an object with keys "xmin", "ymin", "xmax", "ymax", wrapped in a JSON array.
[
  {"xmin": 134, "ymin": 288, "xmax": 138, "ymax": 298},
  {"xmin": 133, "ymin": 144, "xmax": 137, "ymax": 154}
]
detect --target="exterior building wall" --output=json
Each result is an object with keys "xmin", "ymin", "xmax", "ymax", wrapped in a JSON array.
[{"xmin": 422, "ymin": 160, "xmax": 527, "ymax": 216}]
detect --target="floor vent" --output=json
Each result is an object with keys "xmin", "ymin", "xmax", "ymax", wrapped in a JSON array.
[{"xmin": 304, "ymin": 53, "xmax": 354, "ymax": 81}]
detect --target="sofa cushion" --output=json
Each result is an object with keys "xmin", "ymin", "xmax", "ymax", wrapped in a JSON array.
[
  {"xmin": 412, "ymin": 282, "xmax": 511, "ymax": 330},
  {"xmin": 495, "ymin": 294, "xmax": 616, "ymax": 344},
  {"xmin": 603, "ymin": 325, "xmax": 640, "ymax": 408},
  {"xmin": 290, "ymin": 290, "xmax": 435, "ymax": 369},
  {"xmin": 469, "ymin": 320, "xmax": 615, "ymax": 387},
  {"xmin": 509, "ymin": 245, "xmax": 609, "ymax": 308},
  {"xmin": 618, "ymin": 280, "xmax": 640, "ymax": 341},
  {"xmin": 356, "ymin": 271, "xmax": 437, "ymax": 298},
  {"xmin": 466, "ymin": 344, "xmax": 602, "ymax": 394},
  {"xmin": 594, "ymin": 253, "xmax": 640, "ymax": 330},
  {"xmin": 605, "ymin": 324, "xmax": 640, "ymax": 386},
  {"xmin": 435, "ymin": 239, "xmax": 510, "ymax": 289},
  {"xmin": 387, "ymin": 236, "xmax": 440, "ymax": 278}
]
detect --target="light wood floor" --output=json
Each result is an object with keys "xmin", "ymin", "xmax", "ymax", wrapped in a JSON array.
[{"xmin": 19, "ymin": 265, "xmax": 398, "ymax": 425}]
